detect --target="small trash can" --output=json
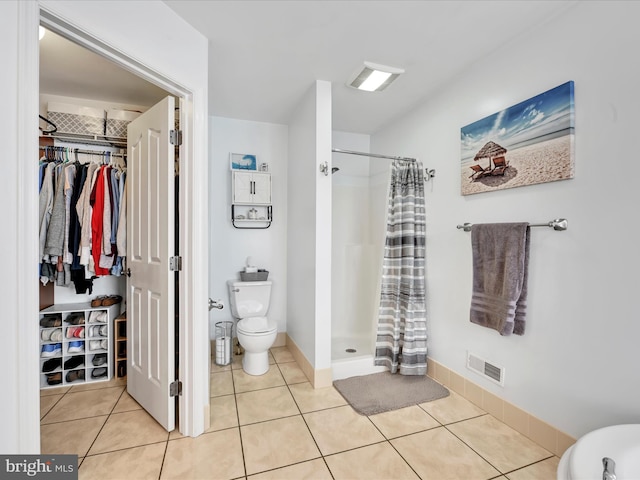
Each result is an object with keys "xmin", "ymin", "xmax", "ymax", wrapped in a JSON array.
[{"xmin": 214, "ymin": 321, "xmax": 233, "ymax": 366}]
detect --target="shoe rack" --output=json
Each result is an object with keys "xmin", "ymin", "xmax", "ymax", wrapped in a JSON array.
[
  {"xmin": 114, "ymin": 313, "xmax": 127, "ymax": 378},
  {"xmin": 39, "ymin": 302, "xmax": 120, "ymax": 389}
]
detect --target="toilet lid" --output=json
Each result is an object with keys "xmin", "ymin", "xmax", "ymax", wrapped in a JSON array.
[
  {"xmin": 237, "ymin": 316, "xmax": 277, "ymax": 334},
  {"xmin": 569, "ymin": 424, "xmax": 640, "ymax": 479}
]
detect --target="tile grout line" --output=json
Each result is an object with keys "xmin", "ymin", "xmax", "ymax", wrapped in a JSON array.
[
  {"xmin": 276, "ymin": 359, "xmax": 336, "ymax": 480},
  {"xmin": 230, "ymin": 356, "xmax": 249, "ymax": 479}
]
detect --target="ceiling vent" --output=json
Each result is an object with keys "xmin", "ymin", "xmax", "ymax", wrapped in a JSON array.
[{"xmin": 467, "ymin": 352, "xmax": 505, "ymax": 386}]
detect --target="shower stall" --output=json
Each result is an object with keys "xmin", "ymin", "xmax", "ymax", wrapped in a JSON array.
[{"xmin": 331, "ymin": 141, "xmax": 391, "ymax": 379}]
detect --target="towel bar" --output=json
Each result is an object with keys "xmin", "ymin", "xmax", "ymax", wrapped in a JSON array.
[{"xmin": 456, "ymin": 218, "xmax": 568, "ymax": 232}]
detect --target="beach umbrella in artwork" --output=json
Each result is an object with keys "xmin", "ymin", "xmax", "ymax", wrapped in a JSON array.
[{"xmin": 474, "ymin": 141, "xmax": 507, "ymax": 169}]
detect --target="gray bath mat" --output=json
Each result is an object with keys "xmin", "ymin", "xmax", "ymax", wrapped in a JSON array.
[{"xmin": 333, "ymin": 372, "xmax": 449, "ymax": 416}]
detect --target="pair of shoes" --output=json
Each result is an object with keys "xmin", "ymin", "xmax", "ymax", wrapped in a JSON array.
[
  {"xmin": 42, "ymin": 358, "xmax": 61, "ymax": 372},
  {"xmin": 117, "ymin": 362, "xmax": 127, "ymax": 377},
  {"xmin": 40, "ymin": 315, "xmax": 62, "ymax": 328},
  {"xmin": 64, "ymin": 355, "xmax": 84, "ymax": 369},
  {"xmin": 65, "ymin": 369, "xmax": 85, "ymax": 383},
  {"xmin": 88, "ymin": 311, "xmax": 107, "ymax": 323},
  {"xmin": 91, "ymin": 295, "xmax": 122, "ymax": 307},
  {"xmin": 46, "ymin": 372, "xmax": 62, "ymax": 385},
  {"xmin": 66, "ymin": 326, "xmax": 85, "ymax": 339},
  {"xmin": 92, "ymin": 353, "xmax": 107, "ymax": 366},
  {"xmin": 66, "ymin": 313, "xmax": 85, "ymax": 325},
  {"xmin": 41, "ymin": 328, "xmax": 62, "ymax": 342},
  {"xmin": 88, "ymin": 325, "xmax": 107, "ymax": 337},
  {"xmin": 41, "ymin": 343, "xmax": 62, "ymax": 357},
  {"xmin": 67, "ymin": 341, "xmax": 84, "ymax": 353},
  {"xmin": 89, "ymin": 339, "xmax": 108, "ymax": 351},
  {"xmin": 91, "ymin": 367, "xmax": 107, "ymax": 379}
]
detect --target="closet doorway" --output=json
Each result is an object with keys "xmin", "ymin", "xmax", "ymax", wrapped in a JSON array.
[{"xmin": 39, "ymin": 20, "xmax": 181, "ymax": 432}]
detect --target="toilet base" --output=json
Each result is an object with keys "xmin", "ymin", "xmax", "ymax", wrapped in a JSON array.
[{"xmin": 242, "ymin": 351, "xmax": 270, "ymax": 376}]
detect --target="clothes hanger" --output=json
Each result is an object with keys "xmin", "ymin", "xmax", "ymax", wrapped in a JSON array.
[{"xmin": 39, "ymin": 115, "xmax": 57, "ymax": 134}]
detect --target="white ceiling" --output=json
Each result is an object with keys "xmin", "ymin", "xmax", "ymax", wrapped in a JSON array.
[{"xmin": 40, "ymin": 1, "xmax": 577, "ymax": 134}]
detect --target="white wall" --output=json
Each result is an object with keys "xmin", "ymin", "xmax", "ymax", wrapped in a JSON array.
[
  {"xmin": 287, "ymin": 81, "xmax": 332, "ymax": 371},
  {"xmin": 372, "ymin": 1, "xmax": 640, "ymax": 438},
  {"xmin": 209, "ymin": 117, "xmax": 288, "ymax": 335}
]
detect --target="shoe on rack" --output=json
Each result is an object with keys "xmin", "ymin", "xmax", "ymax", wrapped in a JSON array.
[
  {"xmin": 89, "ymin": 340, "xmax": 102, "ymax": 351},
  {"xmin": 66, "ymin": 313, "xmax": 85, "ymax": 325},
  {"xmin": 50, "ymin": 329, "xmax": 63, "ymax": 342},
  {"xmin": 41, "ymin": 328, "xmax": 53, "ymax": 341},
  {"xmin": 117, "ymin": 362, "xmax": 127, "ymax": 377},
  {"xmin": 92, "ymin": 353, "xmax": 107, "ymax": 366},
  {"xmin": 91, "ymin": 367, "xmax": 107, "ymax": 379},
  {"xmin": 46, "ymin": 372, "xmax": 62, "ymax": 385},
  {"xmin": 99, "ymin": 325, "xmax": 108, "ymax": 336},
  {"xmin": 88, "ymin": 311, "xmax": 108, "ymax": 323},
  {"xmin": 41, "ymin": 343, "xmax": 61, "ymax": 358},
  {"xmin": 91, "ymin": 296, "xmax": 108, "ymax": 307},
  {"xmin": 65, "ymin": 369, "xmax": 85, "ymax": 383},
  {"xmin": 100, "ymin": 339, "xmax": 108, "ymax": 350},
  {"xmin": 64, "ymin": 355, "xmax": 84, "ymax": 370},
  {"xmin": 42, "ymin": 358, "xmax": 62, "ymax": 373},
  {"xmin": 73, "ymin": 327, "xmax": 85, "ymax": 338},
  {"xmin": 102, "ymin": 295, "xmax": 123, "ymax": 306},
  {"xmin": 67, "ymin": 341, "xmax": 84, "ymax": 353},
  {"xmin": 40, "ymin": 315, "xmax": 62, "ymax": 328},
  {"xmin": 66, "ymin": 327, "xmax": 77, "ymax": 339}
]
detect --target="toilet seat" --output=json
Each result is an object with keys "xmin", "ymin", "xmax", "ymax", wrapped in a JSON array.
[{"xmin": 237, "ymin": 316, "xmax": 277, "ymax": 335}]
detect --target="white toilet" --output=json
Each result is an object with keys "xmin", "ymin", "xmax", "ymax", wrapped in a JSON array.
[
  {"xmin": 557, "ymin": 424, "xmax": 640, "ymax": 479},
  {"xmin": 227, "ymin": 280, "xmax": 278, "ymax": 376}
]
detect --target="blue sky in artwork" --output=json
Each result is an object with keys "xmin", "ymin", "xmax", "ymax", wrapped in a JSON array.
[{"xmin": 461, "ymin": 81, "xmax": 574, "ymax": 162}]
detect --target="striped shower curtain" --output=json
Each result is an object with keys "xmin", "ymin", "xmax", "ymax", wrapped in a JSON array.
[{"xmin": 374, "ymin": 160, "xmax": 427, "ymax": 375}]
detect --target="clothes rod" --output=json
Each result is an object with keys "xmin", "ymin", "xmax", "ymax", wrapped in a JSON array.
[
  {"xmin": 39, "ymin": 146, "xmax": 126, "ymax": 158},
  {"xmin": 456, "ymin": 218, "xmax": 568, "ymax": 232},
  {"xmin": 332, "ymin": 148, "xmax": 416, "ymax": 162}
]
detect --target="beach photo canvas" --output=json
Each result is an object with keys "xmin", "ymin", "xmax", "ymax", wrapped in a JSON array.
[
  {"xmin": 460, "ymin": 81, "xmax": 575, "ymax": 195},
  {"xmin": 230, "ymin": 153, "xmax": 257, "ymax": 171}
]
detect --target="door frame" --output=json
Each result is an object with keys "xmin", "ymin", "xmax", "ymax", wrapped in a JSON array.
[{"xmin": 16, "ymin": 2, "xmax": 209, "ymax": 450}]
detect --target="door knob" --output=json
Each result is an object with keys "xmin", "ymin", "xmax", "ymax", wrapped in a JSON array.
[
  {"xmin": 208, "ymin": 298, "xmax": 224, "ymax": 311},
  {"xmin": 125, "ymin": 268, "xmax": 131, "ymax": 277}
]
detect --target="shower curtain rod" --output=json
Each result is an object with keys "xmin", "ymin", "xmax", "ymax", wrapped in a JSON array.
[
  {"xmin": 332, "ymin": 148, "xmax": 416, "ymax": 162},
  {"xmin": 331, "ymin": 148, "xmax": 435, "ymax": 181}
]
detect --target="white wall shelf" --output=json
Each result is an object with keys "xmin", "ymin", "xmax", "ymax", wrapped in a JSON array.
[{"xmin": 231, "ymin": 171, "xmax": 272, "ymax": 229}]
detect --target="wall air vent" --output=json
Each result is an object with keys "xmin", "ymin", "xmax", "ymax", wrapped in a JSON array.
[{"xmin": 467, "ymin": 352, "xmax": 505, "ymax": 386}]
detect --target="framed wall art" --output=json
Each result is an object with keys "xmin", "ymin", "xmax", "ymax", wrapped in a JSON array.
[
  {"xmin": 461, "ymin": 81, "xmax": 575, "ymax": 195},
  {"xmin": 230, "ymin": 153, "xmax": 257, "ymax": 171}
]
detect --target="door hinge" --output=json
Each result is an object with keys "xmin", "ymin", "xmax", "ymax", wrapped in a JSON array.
[
  {"xmin": 169, "ymin": 380, "xmax": 182, "ymax": 397},
  {"xmin": 169, "ymin": 256, "xmax": 182, "ymax": 271},
  {"xmin": 170, "ymin": 129, "xmax": 183, "ymax": 146}
]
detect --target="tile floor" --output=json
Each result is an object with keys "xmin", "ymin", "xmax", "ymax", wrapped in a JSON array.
[{"xmin": 40, "ymin": 346, "xmax": 560, "ymax": 479}]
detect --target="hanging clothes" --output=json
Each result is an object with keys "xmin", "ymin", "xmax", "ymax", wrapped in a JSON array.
[
  {"xmin": 374, "ymin": 160, "xmax": 427, "ymax": 376},
  {"xmin": 38, "ymin": 146, "xmax": 127, "ymax": 290}
]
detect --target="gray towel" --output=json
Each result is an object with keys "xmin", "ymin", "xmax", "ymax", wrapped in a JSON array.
[{"xmin": 470, "ymin": 223, "xmax": 530, "ymax": 336}]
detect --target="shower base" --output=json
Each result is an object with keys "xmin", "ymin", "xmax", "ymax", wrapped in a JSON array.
[{"xmin": 331, "ymin": 334, "xmax": 387, "ymax": 381}]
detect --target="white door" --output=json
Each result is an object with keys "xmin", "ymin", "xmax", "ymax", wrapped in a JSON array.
[{"xmin": 127, "ymin": 96, "xmax": 176, "ymax": 431}]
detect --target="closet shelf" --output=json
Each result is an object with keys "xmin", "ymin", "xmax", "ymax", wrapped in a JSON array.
[{"xmin": 42, "ymin": 132, "xmax": 127, "ymax": 148}]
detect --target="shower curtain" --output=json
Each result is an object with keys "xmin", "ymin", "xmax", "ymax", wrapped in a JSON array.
[{"xmin": 374, "ymin": 160, "xmax": 427, "ymax": 375}]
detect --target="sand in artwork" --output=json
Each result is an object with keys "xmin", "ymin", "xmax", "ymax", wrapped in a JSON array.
[{"xmin": 461, "ymin": 135, "xmax": 574, "ymax": 196}]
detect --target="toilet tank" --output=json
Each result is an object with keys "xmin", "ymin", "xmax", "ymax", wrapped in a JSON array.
[{"xmin": 227, "ymin": 280, "xmax": 272, "ymax": 318}]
